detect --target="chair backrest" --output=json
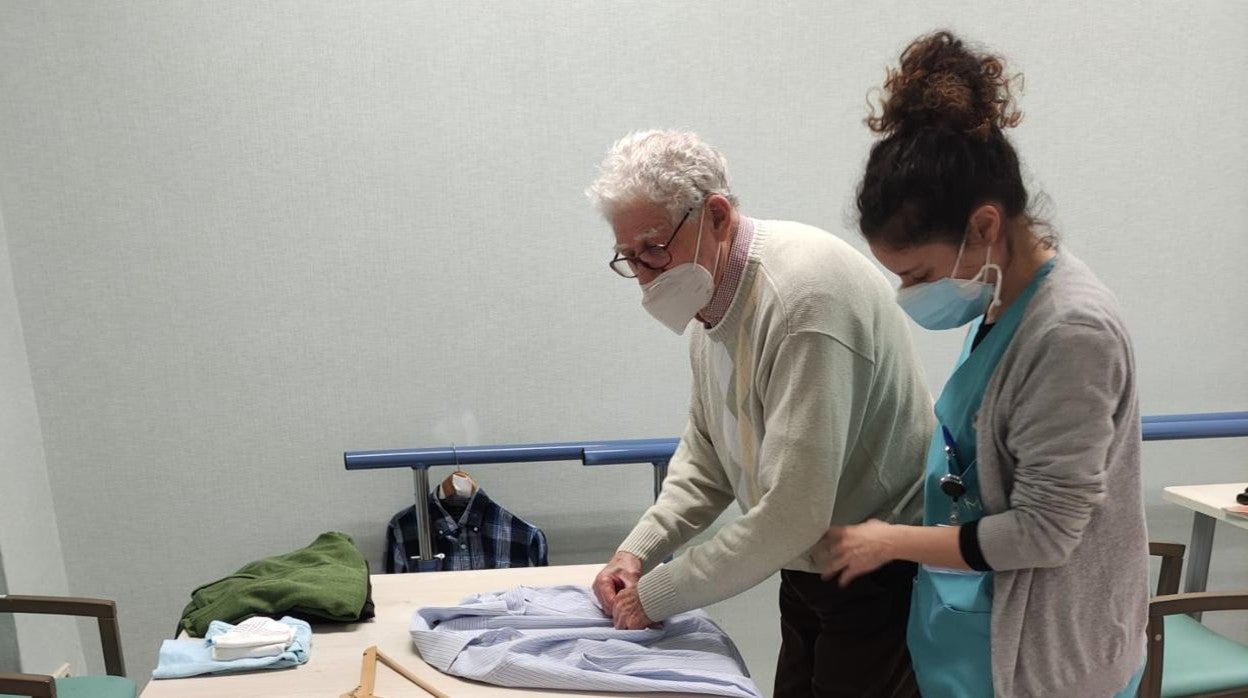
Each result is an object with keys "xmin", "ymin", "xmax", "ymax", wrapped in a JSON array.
[
  {"xmin": 1140, "ymin": 541, "xmax": 1186, "ymax": 698},
  {"xmin": 0, "ymin": 672, "xmax": 55, "ymax": 697},
  {"xmin": 0, "ymin": 595, "xmax": 126, "ymax": 676},
  {"xmin": 1140, "ymin": 590, "xmax": 1248, "ymax": 698},
  {"xmin": 1140, "ymin": 542, "xmax": 1248, "ymax": 698},
  {"xmin": 1149, "ymin": 542, "xmax": 1185, "ymax": 596}
]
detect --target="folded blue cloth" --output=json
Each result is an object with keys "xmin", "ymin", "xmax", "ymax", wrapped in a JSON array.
[{"xmin": 152, "ymin": 616, "xmax": 311, "ymax": 679}]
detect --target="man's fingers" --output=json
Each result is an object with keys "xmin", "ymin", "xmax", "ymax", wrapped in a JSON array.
[
  {"xmin": 592, "ymin": 575, "xmax": 611, "ymax": 598},
  {"xmin": 615, "ymin": 611, "xmax": 643, "ymax": 630},
  {"xmin": 593, "ymin": 577, "xmax": 619, "ymax": 615}
]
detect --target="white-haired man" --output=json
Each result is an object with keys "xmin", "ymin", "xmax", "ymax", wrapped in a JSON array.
[{"xmin": 586, "ymin": 130, "xmax": 934, "ymax": 698}]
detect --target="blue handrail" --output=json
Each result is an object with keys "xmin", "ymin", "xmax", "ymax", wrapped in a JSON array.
[
  {"xmin": 347, "ymin": 442, "xmax": 597, "ymax": 470},
  {"xmin": 1142, "ymin": 411, "xmax": 1248, "ymax": 424},
  {"xmin": 582, "ymin": 440, "xmax": 683, "ymax": 466},
  {"xmin": 346, "ymin": 410, "xmax": 1245, "ymax": 570},
  {"xmin": 1142, "ymin": 418, "xmax": 1248, "ymax": 441},
  {"xmin": 344, "ymin": 411, "xmax": 1247, "ymax": 471}
]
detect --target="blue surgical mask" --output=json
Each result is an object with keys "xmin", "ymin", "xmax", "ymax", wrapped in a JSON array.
[{"xmin": 896, "ymin": 233, "xmax": 1002, "ymax": 330}]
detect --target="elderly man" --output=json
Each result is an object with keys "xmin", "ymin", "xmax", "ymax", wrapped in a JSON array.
[{"xmin": 585, "ymin": 130, "xmax": 934, "ymax": 698}]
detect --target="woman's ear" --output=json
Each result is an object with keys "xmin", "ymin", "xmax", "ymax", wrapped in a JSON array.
[{"xmin": 966, "ymin": 203, "xmax": 1003, "ymax": 247}]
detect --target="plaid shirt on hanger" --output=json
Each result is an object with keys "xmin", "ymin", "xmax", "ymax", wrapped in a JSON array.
[{"xmin": 385, "ymin": 487, "xmax": 548, "ymax": 573}]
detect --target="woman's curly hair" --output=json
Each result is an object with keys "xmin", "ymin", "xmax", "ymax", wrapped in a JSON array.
[{"xmin": 857, "ymin": 31, "xmax": 1034, "ymax": 247}]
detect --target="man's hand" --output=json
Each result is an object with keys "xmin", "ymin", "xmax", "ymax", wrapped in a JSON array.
[
  {"xmin": 611, "ymin": 586, "xmax": 655, "ymax": 630},
  {"xmin": 592, "ymin": 551, "xmax": 642, "ymax": 616}
]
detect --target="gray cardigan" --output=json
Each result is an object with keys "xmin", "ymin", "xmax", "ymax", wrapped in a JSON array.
[{"xmin": 974, "ymin": 252, "xmax": 1149, "ymax": 696}]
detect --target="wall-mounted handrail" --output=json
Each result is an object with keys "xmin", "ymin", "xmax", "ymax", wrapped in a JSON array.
[
  {"xmin": 1142, "ymin": 411, "xmax": 1248, "ymax": 424},
  {"xmin": 346, "ymin": 411, "xmax": 1245, "ymax": 571},
  {"xmin": 346, "ymin": 441, "xmax": 616, "ymax": 470},
  {"xmin": 581, "ymin": 440, "xmax": 682, "ymax": 466},
  {"xmin": 1142, "ymin": 415, "xmax": 1248, "ymax": 441}
]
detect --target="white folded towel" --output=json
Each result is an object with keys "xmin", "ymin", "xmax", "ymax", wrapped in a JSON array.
[{"xmin": 210, "ymin": 617, "xmax": 296, "ymax": 661}]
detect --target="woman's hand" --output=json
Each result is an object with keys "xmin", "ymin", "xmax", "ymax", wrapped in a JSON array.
[{"xmin": 820, "ymin": 519, "xmax": 897, "ymax": 587}]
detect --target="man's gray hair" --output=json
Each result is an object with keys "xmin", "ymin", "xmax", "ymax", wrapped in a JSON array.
[{"xmin": 586, "ymin": 129, "xmax": 738, "ymax": 224}]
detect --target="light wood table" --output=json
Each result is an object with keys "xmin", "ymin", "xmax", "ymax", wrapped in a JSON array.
[
  {"xmin": 141, "ymin": 564, "xmax": 729, "ymax": 698},
  {"xmin": 1162, "ymin": 483, "xmax": 1248, "ymax": 593}
]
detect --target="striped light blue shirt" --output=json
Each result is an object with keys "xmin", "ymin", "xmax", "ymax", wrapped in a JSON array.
[{"xmin": 410, "ymin": 585, "xmax": 760, "ymax": 696}]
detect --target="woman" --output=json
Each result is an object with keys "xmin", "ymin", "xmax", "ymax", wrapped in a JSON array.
[{"xmin": 820, "ymin": 32, "xmax": 1149, "ymax": 697}]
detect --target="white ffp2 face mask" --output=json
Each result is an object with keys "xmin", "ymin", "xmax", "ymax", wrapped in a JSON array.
[
  {"xmin": 640, "ymin": 206, "xmax": 718, "ymax": 335},
  {"xmin": 896, "ymin": 232, "xmax": 1002, "ymax": 330}
]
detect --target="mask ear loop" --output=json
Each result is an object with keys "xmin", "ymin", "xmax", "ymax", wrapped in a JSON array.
[
  {"xmin": 973, "ymin": 245, "xmax": 1004, "ymax": 311},
  {"xmin": 708, "ymin": 208, "xmax": 723, "ymax": 279},
  {"xmin": 949, "ymin": 231, "xmax": 971, "ymax": 278},
  {"xmin": 693, "ymin": 197, "xmax": 722, "ymax": 279},
  {"xmin": 958, "ymin": 226, "xmax": 1005, "ymax": 312}
]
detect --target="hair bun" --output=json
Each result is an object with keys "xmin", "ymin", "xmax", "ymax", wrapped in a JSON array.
[{"xmin": 868, "ymin": 31, "xmax": 1022, "ymax": 139}]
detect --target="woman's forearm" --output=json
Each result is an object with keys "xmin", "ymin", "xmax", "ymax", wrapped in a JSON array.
[{"xmin": 884, "ymin": 524, "xmax": 970, "ymax": 570}]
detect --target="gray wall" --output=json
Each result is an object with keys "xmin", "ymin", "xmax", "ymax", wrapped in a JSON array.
[
  {"xmin": 0, "ymin": 188, "xmax": 86, "ymax": 675},
  {"xmin": 0, "ymin": 550, "xmax": 13, "ymax": 673},
  {"xmin": 0, "ymin": 1, "xmax": 1244, "ymax": 692}
]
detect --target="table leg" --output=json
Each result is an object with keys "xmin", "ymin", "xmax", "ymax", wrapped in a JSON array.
[{"xmin": 1183, "ymin": 512, "xmax": 1217, "ymax": 621}]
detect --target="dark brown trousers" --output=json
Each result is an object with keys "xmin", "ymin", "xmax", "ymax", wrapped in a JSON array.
[{"xmin": 774, "ymin": 561, "xmax": 919, "ymax": 698}]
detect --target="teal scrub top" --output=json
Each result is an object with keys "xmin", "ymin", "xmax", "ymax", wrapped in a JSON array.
[{"xmin": 907, "ymin": 257, "xmax": 1055, "ymax": 698}]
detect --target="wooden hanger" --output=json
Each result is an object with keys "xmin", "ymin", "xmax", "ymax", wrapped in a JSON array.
[
  {"xmin": 341, "ymin": 645, "xmax": 450, "ymax": 698},
  {"xmin": 438, "ymin": 444, "xmax": 477, "ymax": 499},
  {"xmin": 438, "ymin": 469, "xmax": 477, "ymax": 499}
]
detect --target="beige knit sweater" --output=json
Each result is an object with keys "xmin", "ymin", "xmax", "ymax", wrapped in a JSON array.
[{"xmin": 619, "ymin": 219, "xmax": 934, "ymax": 621}]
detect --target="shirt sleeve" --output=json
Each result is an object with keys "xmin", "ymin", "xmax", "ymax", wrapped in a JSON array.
[{"xmin": 530, "ymin": 527, "xmax": 549, "ymax": 567}]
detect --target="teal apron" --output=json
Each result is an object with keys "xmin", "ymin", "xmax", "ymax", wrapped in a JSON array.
[{"xmin": 907, "ymin": 259, "xmax": 1054, "ymax": 698}]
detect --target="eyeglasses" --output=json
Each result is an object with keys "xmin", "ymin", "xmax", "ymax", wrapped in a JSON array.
[{"xmin": 608, "ymin": 208, "xmax": 694, "ymax": 279}]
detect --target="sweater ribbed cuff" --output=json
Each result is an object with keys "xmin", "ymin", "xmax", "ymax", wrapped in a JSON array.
[
  {"xmin": 617, "ymin": 525, "xmax": 670, "ymax": 572},
  {"xmin": 959, "ymin": 520, "xmax": 993, "ymax": 572},
  {"xmin": 635, "ymin": 563, "xmax": 684, "ymax": 622}
]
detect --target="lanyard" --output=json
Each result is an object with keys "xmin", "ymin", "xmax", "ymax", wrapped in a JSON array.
[{"xmin": 938, "ymin": 425, "xmax": 967, "ymax": 525}]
